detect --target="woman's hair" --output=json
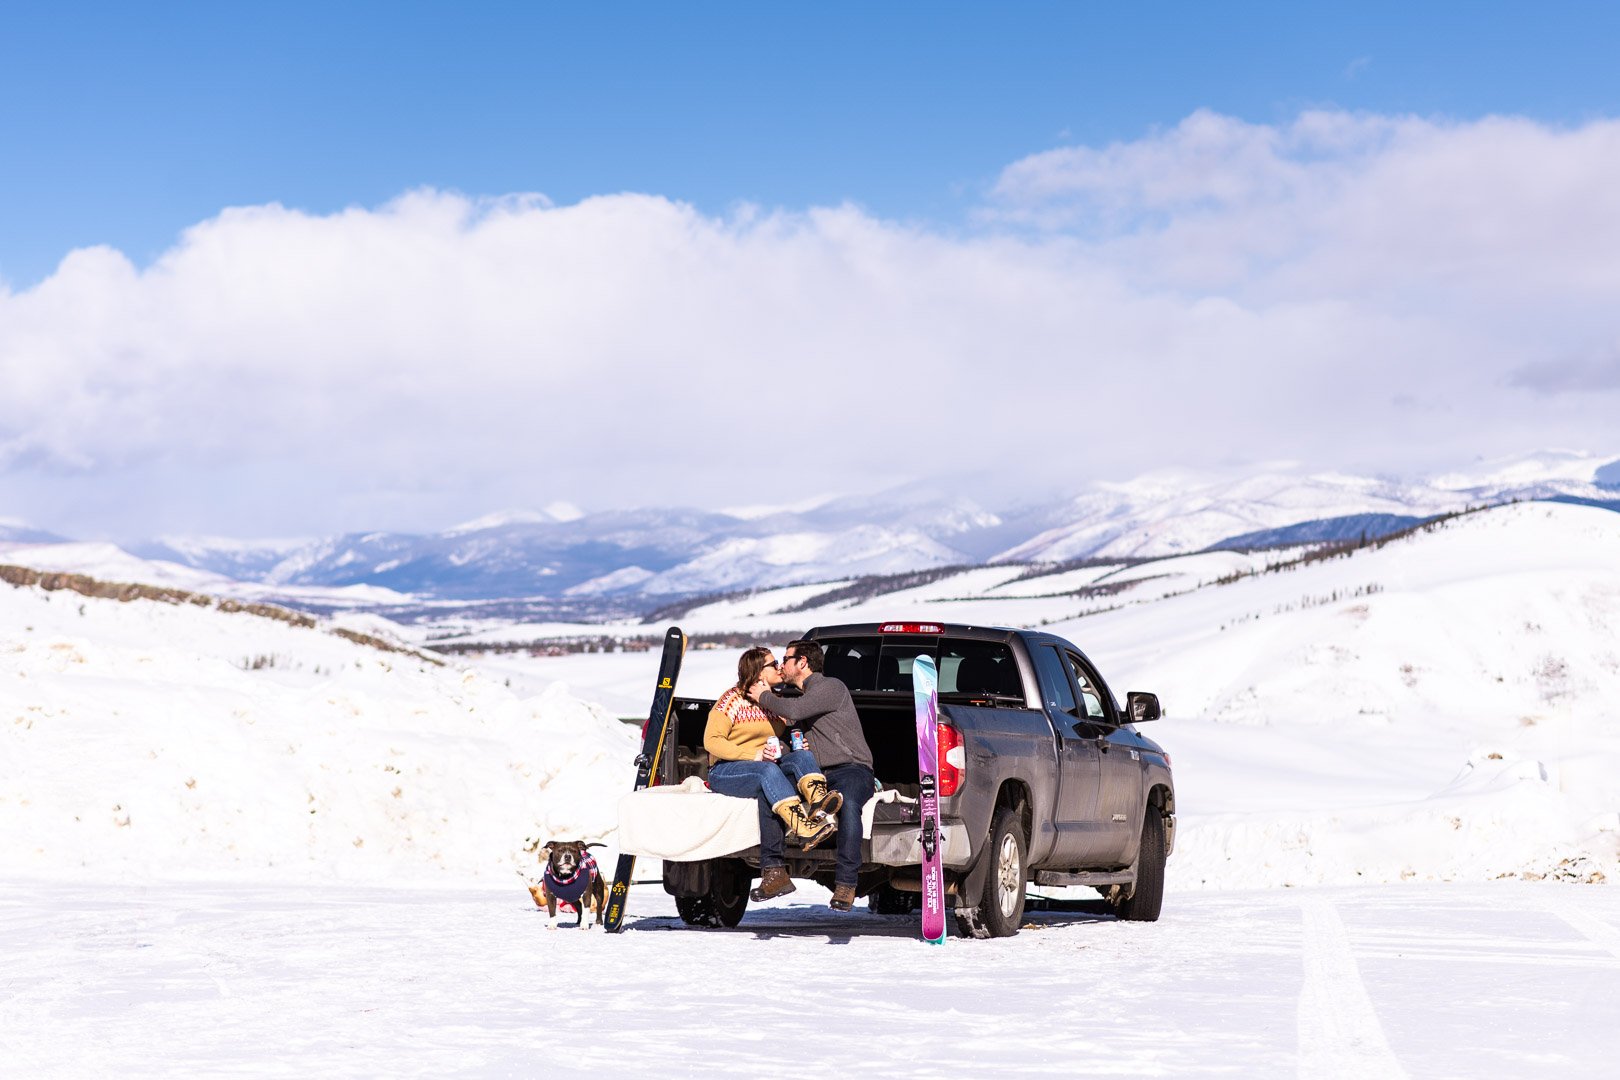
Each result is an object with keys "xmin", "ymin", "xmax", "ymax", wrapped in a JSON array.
[{"xmin": 735, "ymin": 646, "xmax": 776, "ymax": 695}]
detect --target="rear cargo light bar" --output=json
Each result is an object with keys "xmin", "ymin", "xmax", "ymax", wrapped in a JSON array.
[{"xmin": 879, "ymin": 622, "xmax": 945, "ymax": 634}]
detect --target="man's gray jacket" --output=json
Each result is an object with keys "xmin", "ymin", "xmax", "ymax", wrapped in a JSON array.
[{"xmin": 756, "ymin": 672, "xmax": 874, "ymax": 771}]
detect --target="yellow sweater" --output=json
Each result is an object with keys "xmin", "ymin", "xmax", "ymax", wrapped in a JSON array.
[{"xmin": 705, "ymin": 686, "xmax": 786, "ymax": 766}]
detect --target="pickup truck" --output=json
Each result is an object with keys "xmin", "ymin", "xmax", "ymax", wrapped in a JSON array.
[{"xmin": 659, "ymin": 621, "xmax": 1175, "ymax": 938}]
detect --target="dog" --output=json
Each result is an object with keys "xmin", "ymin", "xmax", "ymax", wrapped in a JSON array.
[{"xmin": 523, "ymin": 838, "xmax": 606, "ymax": 930}]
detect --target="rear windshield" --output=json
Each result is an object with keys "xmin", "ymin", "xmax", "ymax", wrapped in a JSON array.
[{"xmin": 820, "ymin": 636, "xmax": 1024, "ymax": 700}]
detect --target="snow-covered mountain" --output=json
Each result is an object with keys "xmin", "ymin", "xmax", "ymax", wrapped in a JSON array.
[
  {"xmin": 13, "ymin": 450, "xmax": 1620, "ymax": 604},
  {"xmin": 125, "ymin": 495, "xmax": 999, "ymax": 601},
  {"xmin": 994, "ymin": 450, "xmax": 1620, "ymax": 564},
  {"xmin": 0, "ymin": 517, "xmax": 68, "ymax": 545}
]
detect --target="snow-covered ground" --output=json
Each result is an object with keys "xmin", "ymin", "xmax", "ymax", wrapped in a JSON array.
[
  {"xmin": 3, "ymin": 499, "xmax": 1618, "ymax": 1074},
  {"xmin": 0, "ymin": 580, "xmax": 638, "ymax": 885},
  {"xmin": 4, "ymin": 881, "xmax": 1618, "ymax": 1077}
]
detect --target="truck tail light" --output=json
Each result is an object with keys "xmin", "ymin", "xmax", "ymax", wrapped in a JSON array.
[
  {"xmin": 938, "ymin": 723, "xmax": 964, "ymax": 797},
  {"xmin": 879, "ymin": 622, "xmax": 945, "ymax": 634}
]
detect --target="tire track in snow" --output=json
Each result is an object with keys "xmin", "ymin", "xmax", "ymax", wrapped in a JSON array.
[
  {"xmin": 1296, "ymin": 895, "xmax": 1408, "ymax": 1080},
  {"xmin": 1544, "ymin": 893, "xmax": 1620, "ymax": 961}
]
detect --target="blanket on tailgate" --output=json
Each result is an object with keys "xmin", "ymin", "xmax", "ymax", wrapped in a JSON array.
[{"xmin": 616, "ymin": 776, "xmax": 909, "ymax": 861}]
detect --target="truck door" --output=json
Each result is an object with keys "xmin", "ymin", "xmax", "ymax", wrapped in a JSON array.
[
  {"xmin": 1031, "ymin": 645, "xmax": 1109, "ymax": 865},
  {"xmin": 1066, "ymin": 651, "xmax": 1141, "ymax": 865}
]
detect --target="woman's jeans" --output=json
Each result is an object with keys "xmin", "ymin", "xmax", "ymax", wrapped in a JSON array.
[
  {"xmin": 708, "ymin": 749, "xmax": 821, "ymax": 807},
  {"xmin": 708, "ymin": 749, "xmax": 823, "ymax": 867}
]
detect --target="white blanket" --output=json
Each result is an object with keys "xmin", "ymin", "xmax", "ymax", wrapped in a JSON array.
[
  {"xmin": 616, "ymin": 778, "xmax": 759, "ymax": 861},
  {"xmin": 616, "ymin": 778, "xmax": 914, "ymax": 862}
]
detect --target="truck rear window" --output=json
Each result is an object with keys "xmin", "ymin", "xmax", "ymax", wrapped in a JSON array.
[{"xmin": 821, "ymin": 637, "xmax": 1023, "ymax": 701}]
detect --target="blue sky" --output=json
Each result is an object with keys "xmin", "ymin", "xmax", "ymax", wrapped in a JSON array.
[
  {"xmin": 2, "ymin": 4, "xmax": 1619, "ymax": 537},
  {"xmin": 5, "ymin": 2, "xmax": 1618, "ymax": 286}
]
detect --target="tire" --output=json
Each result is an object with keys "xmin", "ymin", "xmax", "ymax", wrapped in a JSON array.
[
  {"xmin": 675, "ymin": 895, "xmax": 715, "ymax": 926},
  {"xmin": 708, "ymin": 861, "xmax": 750, "ymax": 927},
  {"xmin": 1113, "ymin": 809, "xmax": 1166, "ymax": 922},
  {"xmin": 974, "ymin": 807, "xmax": 1028, "ymax": 938},
  {"xmin": 674, "ymin": 859, "xmax": 750, "ymax": 927},
  {"xmin": 868, "ymin": 882, "xmax": 918, "ymax": 915}
]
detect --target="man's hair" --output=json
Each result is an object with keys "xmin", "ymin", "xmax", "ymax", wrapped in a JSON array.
[{"xmin": 786, "ymin": 639, "xmax": 824, "ymax": 673}]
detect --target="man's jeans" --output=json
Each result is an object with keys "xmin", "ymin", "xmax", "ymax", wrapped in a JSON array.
[
  {"xmin": 708, "ymin": 749, "xmax": 823, "ymax": 868},
  {"xmin": 823, "ymin": 762, "xmax": 876, "ymax": 888}
]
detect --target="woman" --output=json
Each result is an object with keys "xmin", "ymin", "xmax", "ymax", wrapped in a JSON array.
[{"xmin": 705, "ymin": 646, "xmax": 839, "ymax": 899}]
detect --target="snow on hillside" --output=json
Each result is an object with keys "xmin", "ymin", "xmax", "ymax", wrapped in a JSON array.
[
  {"xmin": 1431, "ymin": 448, "xmax": 1618, "ymax": 491},
  {"xmin": 994, "ymin": 470, "xmax": 1462, "ymax": 563},
  {"xmin": 1, "ymin": 540, "xmax": 413, "ymax": 608},
  {"xmin": 1056, "ymin": 502, "xmax": 1620, "ymax": 888},
  {"xmin": 445, "ymin": 504, "xmax": 584, "ymax": 534},
  {"xmin": 635, "ymin": 526, "xmax": 964, "ymax": 596},
  {"xmin": 1, "ymin": 541, "xmax": 239, "ymax": 592},
  {"xmin": 0, "ymin": 579, "xmax": 638, "ymax": 884},
  {"xmin": 563, "ymin": 564, "xmax": 658, "ymax": 596}
]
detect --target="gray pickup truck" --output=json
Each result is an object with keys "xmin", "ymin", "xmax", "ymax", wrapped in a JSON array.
[{"xmin": 660, "ymin": 621, "xmax": 1175, "ymax": 938}]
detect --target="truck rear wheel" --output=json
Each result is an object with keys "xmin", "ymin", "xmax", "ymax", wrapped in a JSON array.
[
  {"xmin": 868, "ymin": 881, "xmax": 918, "ymax": 915},
  {"xmin": 972, "ymin": 807, "xmax": 1027, "ymax": 938},
  {"xmin": 674, "ymin": 859, "xmax": 750, "ymax": 928},
  {"xmin": 1112, "ymin": 809, "xmax": 1166, "ymax": 922}
]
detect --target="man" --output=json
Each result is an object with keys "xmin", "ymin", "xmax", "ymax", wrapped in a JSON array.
[{"xmin": 749, "ymin": 638, "xmax": 875, "ymax": 912}]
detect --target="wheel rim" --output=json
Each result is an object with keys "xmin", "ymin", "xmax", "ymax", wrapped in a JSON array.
[{"xmin": 996, "ymin": 832, "xmax": 1022, "ymax": 918}]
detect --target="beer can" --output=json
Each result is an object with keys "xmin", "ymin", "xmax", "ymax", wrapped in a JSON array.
[
  {"xmin": 789, "ymin": 729, "xmax": 806, "ymax": 752},
  {"xmin": 764, "ymin": 736, "xmax": 781, "ymax": 759}
]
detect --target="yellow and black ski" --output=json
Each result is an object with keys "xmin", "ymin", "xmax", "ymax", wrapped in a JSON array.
[{"xmin": 602, "ymin": 625, "xmax": 687, "ymax": 933}]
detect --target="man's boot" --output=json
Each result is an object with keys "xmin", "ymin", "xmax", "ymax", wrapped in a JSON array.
[
  {"xmin": 797, "ymin": 773, "xmax": 844, "ymax": 818},
  {"xmin": 829, "ymin": 883, "xmax": 857, "ymax": 911},
  {"xmin": 750, "ymin": 865, "xmax": 795, "ymax": 902},
  {"xmin": 773, "ymin": 797, "xmax": 837, "ymax": 851}
]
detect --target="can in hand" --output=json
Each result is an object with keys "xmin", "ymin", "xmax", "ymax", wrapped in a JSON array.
[
  {"xmin": 764, "ymin": 736, "xmax": 781, "ymax": 760},
  {"xmin": 789, "ymin": 729, "xmax": 806, "ymax": 752}
]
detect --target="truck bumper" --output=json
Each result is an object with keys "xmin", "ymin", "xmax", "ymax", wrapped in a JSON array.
[{"xmin": 868, "ymin": 819, "xmax": 973, "ymax": 868}]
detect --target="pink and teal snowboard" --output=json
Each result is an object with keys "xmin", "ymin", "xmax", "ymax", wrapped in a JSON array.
[{"xmin": 912, "ymin": 654, "xmax": 946, "ymax": 944}]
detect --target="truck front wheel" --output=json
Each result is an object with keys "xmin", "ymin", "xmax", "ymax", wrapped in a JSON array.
[
  {"xmin": 1112, "ymin": 809, "xmax": 1166, "ymax": 922},
  {"xmin": 973, "ymin": 807, "xmax": 1028, "ymax": 938}
]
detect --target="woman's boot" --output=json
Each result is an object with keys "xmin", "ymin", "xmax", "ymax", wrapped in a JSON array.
[
  {"xmin": 797, "ymin": 773, "xmax": 844, "ymax": 817},
  {"xmin": 773, "ymin": 797, "xmax": 836, "ymax": 851}
]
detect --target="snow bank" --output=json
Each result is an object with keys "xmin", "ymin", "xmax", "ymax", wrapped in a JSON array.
[
  {"xmin": 1080, "ymin": 503, "xmax": 1620, "ymax": 889},
  {"xmin": 0, "ymin": 580, "xmax": 639, "ymax": 885}
]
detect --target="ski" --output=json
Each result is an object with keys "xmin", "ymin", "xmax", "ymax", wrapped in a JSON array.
[
  {"xmin": 912, "ymin": 654, "xmax": 946, "ymax": 945},
  {"xmin": 601, "ymin": 625, "xmax": 687, "ymax": 933}
]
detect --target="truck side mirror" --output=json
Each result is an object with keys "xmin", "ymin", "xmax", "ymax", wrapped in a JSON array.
[{"xmin": 1125, "ymin": 691, "xmax": 1161, "ymax": 724}]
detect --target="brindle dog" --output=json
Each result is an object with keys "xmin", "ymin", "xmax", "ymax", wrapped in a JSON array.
[{"xmin": 525, "ymin": 839, "xmax": 606, "ymax": 930}]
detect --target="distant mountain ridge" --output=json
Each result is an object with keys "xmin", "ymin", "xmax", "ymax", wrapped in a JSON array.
[{"xmin": 9, "ymin": 450, "xmax": 1617, "ymax": 604}]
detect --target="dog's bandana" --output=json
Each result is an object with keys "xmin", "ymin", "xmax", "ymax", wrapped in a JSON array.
[{"xmin": 543, "ymin": 850, "xmax": 600, "ymax": 913}]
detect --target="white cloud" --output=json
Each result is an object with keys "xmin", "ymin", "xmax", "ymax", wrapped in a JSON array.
[{"xmin": 3, "ymin": 110, "xmax": 1619, "ymax": 536}]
